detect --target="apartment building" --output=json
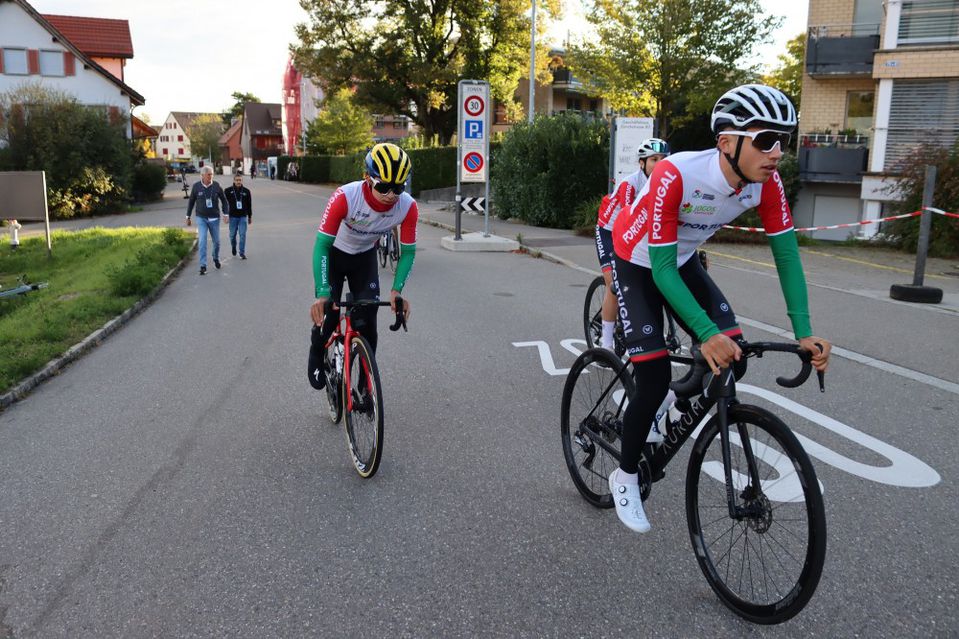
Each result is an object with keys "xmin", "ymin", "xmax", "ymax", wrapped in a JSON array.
[
  {"xmin": 796, "ymin": 0, "xmax": 959, "ymax": 239},
  {"xmin": 156, "ymin": 111, "xmax": 220, "ymax": 163}
]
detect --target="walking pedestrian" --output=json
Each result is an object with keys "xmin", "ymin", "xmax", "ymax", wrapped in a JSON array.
[
  {"xmin": 186, "ymin": 165, "xmax": 228, "ymax": 275},
  {"xmin": 224, "ymin": 174, "xmax": 253, "ymax": 259}
]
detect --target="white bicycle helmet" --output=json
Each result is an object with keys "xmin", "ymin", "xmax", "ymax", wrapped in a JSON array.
[
  {"xmin": 711, "ymin": 84, "xmax": 797, "ymax": 134},
  {"xmin": 637, "ymin": 137, "xmax": 671, "ymax": 159}
]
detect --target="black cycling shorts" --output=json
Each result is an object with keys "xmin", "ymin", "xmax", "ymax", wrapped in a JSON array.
[
  {"xmin": 610, "ymin": 253, "xmax": 740, "ymax": 362},
  {"xmin": 320, "ymin": 245, "xmax": 382, "ymax": 351},
  {"xmin": 595, "ymin": 226, "xmax": 614, "ymax": 272}
]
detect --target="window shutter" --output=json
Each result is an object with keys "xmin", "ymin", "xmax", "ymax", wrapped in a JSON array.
[
  {"xmin": 64, "ymin": 51, "xmax": 75, "ymax": 76},
  {"xmin": 886, "ymin": 79, "xmax": 959, "ymax": 169},
  {"xmin": 27, "ymin": 49, "xmax": 39, "ymax": 75},
  {"xmin": 108, "ymin": 106, "xmax": 120, "ymax": 123}
]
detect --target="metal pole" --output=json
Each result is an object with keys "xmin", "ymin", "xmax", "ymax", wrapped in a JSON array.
[
  {"xmin": 455, "ymin": 81, "xmax": 463, "ymax": 240},
  {"xmin": 41, "ymin": 171, "xmax": 51, "ymax": 256},
  {"xmin": 528, "ymin": 0, "xmax": 536, "ymax": 123},
  {"xmin": 912, "ymin": 164, "xmax": 937, "ymax": 286}
]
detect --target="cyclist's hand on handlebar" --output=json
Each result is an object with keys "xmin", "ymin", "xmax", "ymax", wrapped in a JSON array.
[
  {"xmin": 700, "ymin": 333, "xmax": 742, "ymax": 376},
  {"xmin": 310, "ymin": 297, "xmax": 332, "ymax": 326},
  {"xmin": 390, "ymin": 290, "xmax": 410, "ymax": 321},
  {"xmin": 798, "ymin": 336, "xmax": 831, "ymax": 372}
]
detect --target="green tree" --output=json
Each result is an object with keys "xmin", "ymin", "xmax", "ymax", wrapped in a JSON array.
[
  {"xmin": 568, "ymin": 0, "xmax": 780, "ymax": 137},
  {"xmin": 221, "ymin": 91, "xmax": 260, "ymax": 125},
  {"xmin": 763, "ymin": 33, "xmax": 805, "ymax": 106},
  {"xmin": 0, "ymin": 84, "xmax": 132, "ymax": 217},
  {"xmin": 292, "ymin": 0, "xmax": 560, "ymax": 143},
  {"xmin": 305, "ymin": 88, "xmax": 375, "ymax": 155},
  {"xmin": 185, "ymin": 113, "xmax": 225, "ymax": 163}
]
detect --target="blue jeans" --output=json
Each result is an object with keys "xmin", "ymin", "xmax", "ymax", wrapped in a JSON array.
[
  {"xmin": 229, "ymin": 217, "xmax": 248, "ymax": 255},
  {"xmin": 196, "ymin": 216, "xmax": 220, "ymax": 267}
]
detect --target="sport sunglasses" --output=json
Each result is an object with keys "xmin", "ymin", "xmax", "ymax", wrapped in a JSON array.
[
  {"xmin": 370, "ymin": 177, "xmax": 405, "ymax": 195},
  {"xmin": 721, "ymin": 129, "xmax": 792, "ymax": 153}
]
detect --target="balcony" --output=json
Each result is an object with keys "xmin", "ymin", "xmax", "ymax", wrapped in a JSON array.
[
  {"xmin": 551, "ymin": 68, "xmax": 583, "ymax": 89},
  {"xmin": 799, "ymin": 134, "xmax": 870, "ymax": 183},
  {"xmin": 805, "ymin": 23, "xmax": 880, "ymax": 76}
]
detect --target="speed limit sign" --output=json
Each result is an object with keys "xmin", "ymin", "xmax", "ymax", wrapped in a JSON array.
[{"xmin": 464, "ymin": 95, "xmax": 485, "ymax": 117}]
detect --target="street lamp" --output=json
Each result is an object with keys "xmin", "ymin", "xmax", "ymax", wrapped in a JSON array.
[{"xmin": 528, "ymin": 0, "xmax": 536, "ymax": 123}]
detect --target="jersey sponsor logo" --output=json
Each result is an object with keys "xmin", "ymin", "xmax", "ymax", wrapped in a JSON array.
[
  {"xmin": 738, "ymin": 192, "xmax": 754, "ymax": 203},
  {"xmin": 693, "ymin": 189, "xmax": 715, "ymax": 201},
  {"xmin": 651, "ymin": 169, "xmax": 679, "ymax": 242},
  {"xmin": 681, "ymin": 203, "xmax": 717, "ymax": 215},
  {"xmin": 642, "ymin": 324, "xmax": 654, "ymax": 335},
  {"xmin": 679, "ymin": 221, "xmax": 726, "ymax": 231}
]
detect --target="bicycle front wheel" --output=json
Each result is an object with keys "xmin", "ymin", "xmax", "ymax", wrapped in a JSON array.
[
  {"xmin": 344, "ymin": 335, "xmax": 385, "ymax": 478},
  {"xmin": 583, "ymin": 276, "xmax": 606, "ymax": 350},
  {"xmin": 685, "ymin": 404, "xmax": 826, "ymax": 624},
  {"xmin": 324, "ymin": 337, "xmax": 343, "ymax": 424},
  {"xmin": 560, "ymin": 347, "xmax": 633, "ymax": 508}
]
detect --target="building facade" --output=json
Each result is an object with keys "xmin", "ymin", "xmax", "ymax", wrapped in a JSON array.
[{"xmin": 797, "ymin": 0, "xmax": 959, "ymax": 239}]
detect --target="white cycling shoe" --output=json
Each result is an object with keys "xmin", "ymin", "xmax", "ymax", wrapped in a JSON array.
[{"xmin": 609, "ymin": 470, "xmax": 652, "ymax": 534}]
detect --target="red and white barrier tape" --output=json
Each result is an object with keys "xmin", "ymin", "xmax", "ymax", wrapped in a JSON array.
[{"xmin": 723, "ymin": 207, "xmax": 959, "ymax": 233}]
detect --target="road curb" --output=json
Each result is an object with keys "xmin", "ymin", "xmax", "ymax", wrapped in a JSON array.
[
  {"xmin": 0, "ymin": 239, "xmax": 198, "ymax": 411},
  {"xmin": 418, "ymin": 216, "xmax": 600, "ymax": 278}
]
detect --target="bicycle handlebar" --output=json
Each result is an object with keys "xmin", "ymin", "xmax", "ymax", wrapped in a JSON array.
[
  {"xmin": 323, "ymin": 297, "xmax": 407, "ymax": 333},
  {"xmin": 670, "ymin": 340, "xmax": 825, "ymax": 398}
]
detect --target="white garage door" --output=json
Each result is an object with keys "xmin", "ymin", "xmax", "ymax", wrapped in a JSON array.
[{"xmin": 811, "ymin": 195, "xmax": 862, "ymax": 241}]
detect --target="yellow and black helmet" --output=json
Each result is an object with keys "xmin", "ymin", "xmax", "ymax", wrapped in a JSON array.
[{"xmin": 365, "ymin": 143, "xmax": 412, "ymax": 185}]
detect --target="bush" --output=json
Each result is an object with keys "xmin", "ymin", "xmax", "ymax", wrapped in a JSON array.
[
  {"xmin": 132, "ymin": 163, "xmax": 167, "ymax": 202},
  {"xmin": 491, "ymin": 113, "xmax": 609, "ymax": 228},
  {"xmin": 406, "ymin": 147, "xmax": 457, "ymax": 195},
  {"xmin": 572, "ymin": 193, "xmax": 605, "ymax": 236},
  {"xmin": 882, "ymin": 142, "xmax": 959, "ymax": 257},
  {"xmin": 47, "ymin": 166, "xmax": 127, "ymax": 219},
  {"xmin": 300, "ymin": 155, "xmax": 331, "ymax": 183},
  {"xmin": 107, "ymin": 235, "xmax": 189, "ymax": 296},
  {"xmin": 329, "ymin": 152, "xmax": 366, "ymax": 184}
]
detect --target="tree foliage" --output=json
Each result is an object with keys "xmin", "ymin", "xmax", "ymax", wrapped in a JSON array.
[
  {"xmin": 292, "ymin": 0, "xmax": 560, "ymax": 143},
  {"xmin": 186, "ymin": 113, "xmax": 225, "ymax": 163},
  {"xmin": 305, "ymin": 88, "xmax": 374, "ymax": 155},
  {"xmin": 763, "ymin": 33, "xmax": 805, "ymax": 107},
  {"xmin": 884, "ymin": 143, "xmax": 959, "ymax": 257},
  {"xmin": 0, "ymin": 84, "xmax": 132, "ymax": 217},
  {"xmin": 567, "ymin": 0, "xmax": 780, "ymax": 137},
  {"xmin": 222, "ymin": 91, "xmax": 260, "ymax": 125}
]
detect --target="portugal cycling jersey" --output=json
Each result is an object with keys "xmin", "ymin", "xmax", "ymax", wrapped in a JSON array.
[
  {"xmin": 597, "ymin": 170, "xmax": 646, "ymax": 231},
  {"xmin": 318, "ymin": 180, "xmax": 418, "ymax": 254},
  {"xmin": 612, "ymin": 149, "xmax": 811, "ymax": 342}
]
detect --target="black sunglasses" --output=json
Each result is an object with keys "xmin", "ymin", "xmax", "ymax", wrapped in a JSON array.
[
  {"xmin": 722, "ymin": 129, "xmax": 791, "ymax": 153},
  {"xmin": 370, "ymin": 178, "xmax": 405, "ymax": 195}
]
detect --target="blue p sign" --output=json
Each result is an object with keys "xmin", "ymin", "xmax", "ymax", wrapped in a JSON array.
[{"xmin": 465, "ymin": 119, "xmax": 484, "ymax": 140}]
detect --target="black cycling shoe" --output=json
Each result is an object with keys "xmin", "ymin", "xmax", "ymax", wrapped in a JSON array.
[{"xmin": 307, "ymin": 329, "xmax": 327, "ymax": 390}]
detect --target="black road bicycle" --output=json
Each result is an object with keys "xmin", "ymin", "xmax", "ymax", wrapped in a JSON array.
[
  {"xmin": 560, "ymin": 341, "xmax": 827, "ymax": 624},
  {"xmin": 583, "ymin": 251, "xmax": 708, "ymax": 357},
  {"xmin": 377, "ymin": 229, "xmax": 401, "ymax": 273}
]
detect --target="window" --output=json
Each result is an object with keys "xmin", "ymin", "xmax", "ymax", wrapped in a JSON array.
[
  {"xmin": 886, "ymin": 79, "xmax": 959, "ymax": 168},
  {"xmin": 375, "ymin": 119, "xmax": 385, "ymax": 128},
  {"xmin": 178, "ymin": 135, "xmax": 183, "ymax": 141},
  {"xmin": 162, "ymin": 148, "xmax": 168, "ymax": 155},
  {"xmin": 393, "ymin": 121, "xmax": 404, "ymax": 129},
  {"xmin": 39, "ymin": 50, "xmax": 64, "ymax": 76},
  {"xmin": 898, "ymin": 0, "xmax": 959, "ymax": 45},
  {"xmin": 178, "ymin": 148, "xmax": 184, "ymax": 155},
  {"xmin": 2, "ymin": 49, "xmax": 28, "ymax": 75},
  {"xmin": 846, "ymin": 91, "xmax": 874, "ymax": 134}
]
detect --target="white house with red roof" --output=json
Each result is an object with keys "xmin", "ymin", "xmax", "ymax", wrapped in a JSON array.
[{"xmin": 0, "ymin": 0, "xmax": 145, "ymax": 137}]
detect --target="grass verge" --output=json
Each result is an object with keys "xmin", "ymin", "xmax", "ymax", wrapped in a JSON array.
[{"xmin": 0, "ymin": 227, "xmax": 193, "ymax": 394}]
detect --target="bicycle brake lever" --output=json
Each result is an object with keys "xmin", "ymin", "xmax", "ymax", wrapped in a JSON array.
[
  {"xmin": 817, "ymin": 370, "xmax": 825, "ymax": 393},
  {"xmin": 388, "ymin": 295, "xmax": 407, "ymax": 332}
]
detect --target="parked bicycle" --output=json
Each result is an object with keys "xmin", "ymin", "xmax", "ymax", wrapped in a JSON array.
[
  {"xmin": 0, "ymin": 276, "xmax": 48, "ymax": 300},
  {"xmin": 583, "ymin": 251, "xmax": 708, "ymax": 357},
  {"xmin": 377, "ymin": 229, "xmax": 401, "ymax": 273},
  {"xmin": 560, "ymin": 340, "xmax": 827, "ymax": 624},
  {"xmin": 321, "ymin": 294, "xmax": 406, "ymax": 478}
]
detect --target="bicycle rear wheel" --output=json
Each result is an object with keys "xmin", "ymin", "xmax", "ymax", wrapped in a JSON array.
[
  {"xmin": 344, "ymin": 334, "xmax": 385, "ymax": 478},
  {"xmin": 378, "ymin": 236, "xmax": 388, "ymax": 268},
  {"xmin": 388, "ymin": 235, "xmax": 400, "ymax": 273},
  {"xmin": 685, "ymin": 404, "xmax": 826, "ymax": 624},
  {"xmin": 560, "ymin": 347, "xmax": 633, "ymax": 508},
  {"xmin": 583, "ymin": 276, "xmax": 605, "ymax": 350},
  {"xmin": 324, "ymin": 338, "xmax": 343, "ymax": 424}
]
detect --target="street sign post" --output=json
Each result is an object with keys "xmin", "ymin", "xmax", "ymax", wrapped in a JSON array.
[
  {"xmin": 609, "ymin": 117, "xmax": 655, "ymax": 193},
  {"xmin": 456, "ymin": 80, "xmax": 491, "ymax": 239}
]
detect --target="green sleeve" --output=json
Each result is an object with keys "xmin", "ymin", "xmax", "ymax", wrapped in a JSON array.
[
  {"xmin": 391, "ymin": 243, "xmax": 416, "ymax": 293},
  {"xmin": 650, "ymin": 244, "xmax": 720, "ymax": 342},
  {"xmin": 767, "ymin": 231, "xmax": 813, "ymax": 339},
  {"xmin": 312, "ymin": 232, "xmax": 335, "ymax": 298}
]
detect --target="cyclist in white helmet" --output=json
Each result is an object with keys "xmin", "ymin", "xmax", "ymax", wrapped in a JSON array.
[
  {"xmin": 594, "ymin": 138, "xmax": 670, "ymax": 350},
  {"xmin": 607, "ymin": 84, "xmax": 832, "ymax": 534}
]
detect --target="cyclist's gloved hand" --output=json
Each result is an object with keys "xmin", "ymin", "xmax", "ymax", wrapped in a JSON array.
[
  {"xmin": 310, "ymin": 297, "xmax": 336, "ymax": 326},
  {"xmin": 700, "ymin": 333, "xmax": 742, "ymax": 376},
  {"xmin": 390, "ymin": 290, "xmax": 410, "ymax": 321},
  {"xmin": 798, "ymin": 336, "xmax": 831, "ymax": 373}
]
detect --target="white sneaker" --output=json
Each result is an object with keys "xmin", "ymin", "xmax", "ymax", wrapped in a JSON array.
[{"xmin": 608, "ymin": 470, "xmax": 651, "ymax": 533}]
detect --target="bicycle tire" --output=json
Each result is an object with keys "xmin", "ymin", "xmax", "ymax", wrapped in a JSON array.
[
  {"xmin": 378, "ymin": 235, "xmax": 388, "ymax": 268},
  {"xmin": 324, "ymin": 337, "xmax": 343, "ymax": 424},
  {"xmin": 685, "ymin": 404, "xmax": 826, "ymax": 624},
  {"xmin": 583, "ymin": 276, "xmax": 606, "ymax": 350},
  {"xmin": 560, "ymin": 347, "xmax": 634, "ymax": 508},
  {"xmin": 389, "ymin": 235, "xmax": 400, "ymax": 274},
  {"xmin": 343, "ymin": 334, "xmax": 385, "ymax": 478}
]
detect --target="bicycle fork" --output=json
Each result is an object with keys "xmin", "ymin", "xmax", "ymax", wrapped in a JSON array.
[{"xmin": 713, "ymin": 369, "xmax": 764, "ymax": 521}]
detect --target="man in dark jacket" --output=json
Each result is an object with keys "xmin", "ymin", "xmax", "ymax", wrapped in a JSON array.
[
  {"xmin": 224, "ymin": 175, "xmax": 253, "ymax": 259},
  {"xmin": 186, "ymin": 165, "xmax": 228, "ymax": 275}
]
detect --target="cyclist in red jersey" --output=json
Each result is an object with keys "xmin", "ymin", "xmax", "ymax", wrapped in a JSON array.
[
  {"xmin": 607, "ymin": 85, "xmax": 832, "ymax": 533},
  {"xmin": 594, "ymin": 138, "xmax": 671, "ymax": 350}
]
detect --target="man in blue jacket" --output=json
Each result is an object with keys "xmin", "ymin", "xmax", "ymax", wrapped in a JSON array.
[{"xmin": 186, "ymin": 165, "xmax": 228, "ymax": 275}]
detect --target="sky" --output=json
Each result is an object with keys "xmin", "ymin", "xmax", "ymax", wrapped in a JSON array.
[{"xmin": 28, "ymin": 0, "xmax": 808, "ymax": 124}]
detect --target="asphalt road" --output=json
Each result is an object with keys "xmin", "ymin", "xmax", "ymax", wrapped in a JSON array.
[{"xmin": 1, "ymin": 178, "xmax": 957, "ymax": 637}]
